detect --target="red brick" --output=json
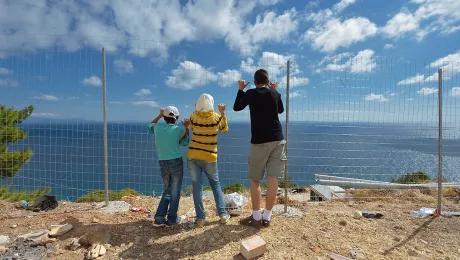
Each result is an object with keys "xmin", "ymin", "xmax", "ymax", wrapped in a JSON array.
[{"xmin": 240, "ymin": 235, "xmax": 267, "ymax": 259}]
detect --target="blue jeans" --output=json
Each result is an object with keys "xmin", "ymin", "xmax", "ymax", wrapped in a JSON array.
[
  {"xmin": 154, "ymin": 157, "xmax": 183, "ymax": 224},
  {"xmin": 187, "ymin": 159, "xmax": 226, "ymax": 220}
]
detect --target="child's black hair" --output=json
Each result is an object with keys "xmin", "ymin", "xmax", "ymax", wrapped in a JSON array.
[
  {"xmin": 254, "ymin": 69, "xmax": 269, "ymax": 85},
  {"xmin": 163, "ymin": 116, "xmax": 178, "ymax": 124}
]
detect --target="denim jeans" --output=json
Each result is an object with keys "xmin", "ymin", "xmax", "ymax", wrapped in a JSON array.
[
  {"xmin": 187, "ymin": 159, "xmax": 226, "ymax": 220},
  {"xmin": 154, "ymin": 157, "xmax": 183, "ymax": 224}
]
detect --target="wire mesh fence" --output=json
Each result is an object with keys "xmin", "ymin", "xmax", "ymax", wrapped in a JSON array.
[{"xmin": 1, "ymin": 45, "xmax": 460, "ymax": 216}]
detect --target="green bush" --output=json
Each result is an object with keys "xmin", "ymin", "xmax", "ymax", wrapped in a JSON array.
[
  {"xmin": 0, "ymin": 183, "xmax": 50, "ymax": 202},
  {"xmin": 279, "ymin": 176, "xmax": 299, "ymax": 189},
  {"xmin": 392, "ymin": 171, "xmax": 431, "ymax": 184},
  {"xmin": 76, "ymin": 188, "xmax": 140, "ymax": 203},
  {"xmin": 223, "ymin": 183, "xmax": 246, "ymax": 194},
  {"xmin": 203, "ymin": 186, "xmax": 212, "ymax": 191}
]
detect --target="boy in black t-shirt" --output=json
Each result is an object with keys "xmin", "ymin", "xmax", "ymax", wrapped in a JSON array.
[{"xmin": 233, "ymin": 69, "xmax": 286, "ymax": 228}]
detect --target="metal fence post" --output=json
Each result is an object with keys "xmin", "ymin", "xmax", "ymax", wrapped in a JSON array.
[
  {"xmin": 284, "ymin": 60, "xmax": 290, "ymax": 213},
  {"xmin": 102, "ymin": 48, "xmax": 109, "ymax": 207},
  {"xmin": 437, "ymin": 68, "xmax": 443, "ymax": 215}
]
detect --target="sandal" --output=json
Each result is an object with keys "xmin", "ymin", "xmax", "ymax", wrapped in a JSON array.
[
  {"xmin": 239, "ymin": 215, "xmax": 261, "ymax": 228},
  {"xmin": 262, "ymin": 219, "xmax": 270, "ymax": 227}
]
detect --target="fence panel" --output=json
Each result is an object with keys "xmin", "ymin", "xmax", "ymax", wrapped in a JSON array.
[{"xmin": 1, "ymin": 42, "xmax": 459, "ymax": 215}]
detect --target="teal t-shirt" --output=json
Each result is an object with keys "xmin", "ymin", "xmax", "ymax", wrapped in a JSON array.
[{"xmin": 148, "ymin": 123, "xmax": 190, "ymax": 161}]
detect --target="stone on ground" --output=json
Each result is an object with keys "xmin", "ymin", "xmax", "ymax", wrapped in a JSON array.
[
  {"xmin": 0, "ymin": 235, "xmax": 9, "ymax": 246},
  {"xmin": 349, "ymin": 248, "xmax": 366, "ymax": 260},
  {"xmin": 79, "ymin": 228, "xmax": 111, "ymax": 246},
  {"xmin": 18, "ymin": 230, "xmax": 55, "ymax": 246},
  {"xmin": 86, "ymin": 244, "xmax": 105, "ymax": 259},
  {"xmin": 68, "ymin": 238, "xmax": 81, "ymax": 251},
  {"xmin": 49, "ymin": 223, "xmax": 73, "ymax": 237},
  {"xmin": 240, "ymin": 235, "xmax": 267, "ymax": 259},
  {"xmin": 331, "ymin": 253, "xmax": 352, "ymax": 260}
]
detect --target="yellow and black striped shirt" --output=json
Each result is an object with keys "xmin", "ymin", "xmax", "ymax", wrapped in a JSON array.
[{"xmin": 187, "ymin": 110, "xmax": 228, "ymax": 162}]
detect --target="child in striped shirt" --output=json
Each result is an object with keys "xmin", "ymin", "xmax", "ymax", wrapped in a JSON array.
[{"xmin": 187, "ymin": 93, "xmax": 230, "ymax": 228}]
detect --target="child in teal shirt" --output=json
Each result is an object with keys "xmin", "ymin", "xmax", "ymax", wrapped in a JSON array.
[{"xmin": 148, "ymin": 106, "xmax": 190, "ymax": 227}]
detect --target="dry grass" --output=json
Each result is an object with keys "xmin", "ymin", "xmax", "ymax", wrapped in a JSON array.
[{"xmin": 0, "ymin": 193, "xmax": 459, "ymax": 260}]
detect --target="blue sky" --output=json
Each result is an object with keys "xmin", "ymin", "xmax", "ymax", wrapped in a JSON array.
[{"xmin": 0, "ymin": 0, "xmax": 460, "ymax": 123}]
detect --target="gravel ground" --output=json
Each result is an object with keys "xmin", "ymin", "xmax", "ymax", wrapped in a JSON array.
[
  {"xmin": 0, "ymin": 192, "xmax": 459, "ymax": 260},
  {"xmin": 271, "ymin": 205, "xmax": 304, "ymax": 218},
  {"xmin": 98, "ymin": 201, "xmax": 132, "ymax": 214}
]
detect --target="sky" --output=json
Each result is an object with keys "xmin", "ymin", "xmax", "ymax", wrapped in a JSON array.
[{"xmin": 1, "ymin": 0, "xmax": 460, "ymax": 123}]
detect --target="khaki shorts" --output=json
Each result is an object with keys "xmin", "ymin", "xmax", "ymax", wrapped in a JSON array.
[{"xmin": 248, "ymin": 140, "xmax": 287, "ymax": 180}]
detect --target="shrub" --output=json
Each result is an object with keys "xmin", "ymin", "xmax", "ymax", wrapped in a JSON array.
[
  {"xmin": 0, "ymin": 183, "xmax": 50, "ymax": 202},
  {"xmin": 223, "ymin": 183, "xmax": 246, "ymax": 194},
  {"xmin": 392, "ymin": 171, "xmax": 431, "ymax": 184},
  {"xmin": 279, "ymin": 176, "xmax": 299, "ymax": 189},
  {"xmin": 203, "ymin": 186, "xmax": 212, "ymax": 191},
  {"xmin": 77, "ymin": 188, "xmax": 140, "ymax": 203}
]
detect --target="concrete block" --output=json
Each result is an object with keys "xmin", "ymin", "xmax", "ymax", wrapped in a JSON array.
[{"xmin": 240, "ymin": 235, "xmax": 266, "ymax": 259}]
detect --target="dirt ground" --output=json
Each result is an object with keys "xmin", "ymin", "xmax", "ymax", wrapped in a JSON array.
[{"xmin": 0, "ymin": 193, "xmax": 460, "ymax": 260}]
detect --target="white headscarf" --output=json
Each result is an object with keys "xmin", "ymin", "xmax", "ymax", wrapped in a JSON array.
[{"xmin": 195, "ymin": 93, "xmax": 214, "ymax": 112}]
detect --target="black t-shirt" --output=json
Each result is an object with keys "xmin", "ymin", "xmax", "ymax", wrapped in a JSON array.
[{"xmin": 233, "ymin": 88, "xmax": 284, "ymax": 144}]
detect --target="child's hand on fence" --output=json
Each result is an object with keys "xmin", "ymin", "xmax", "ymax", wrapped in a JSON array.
[
  {"xmin": 238, "ymin": 80, "xmax": 250, "ymax": 91},
  {"xmin": 218, "ymin": 104, "xmax": 226, "ymax": 114},
  {"xmin": 182, "ymin": 118, "xmax": 190, "ymax": 128},
  {"xmin": 269, "ymin": 81, "xmax": 278, "ymax": 91}
]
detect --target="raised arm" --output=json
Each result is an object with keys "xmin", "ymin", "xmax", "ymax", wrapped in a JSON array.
[
  {"xmin": 269, "ymin": 81, "xmax": 284, "ymax": 114},
  {"xmin": 217, "ymin": 104, "xmax": 229, "ymax": 133},
  {"xmin": 148, "ymin": 108, "xmax": 164, "ymax": 134},
  {"xmin": 233, "ymin": 80, "xmax": 250, "ymax": 111},
  {"xmin": 179, "ymin": 118, "xmax": 190, "ymax": 146}
]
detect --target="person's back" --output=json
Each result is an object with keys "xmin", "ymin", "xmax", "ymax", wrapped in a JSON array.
[
  {"xmin": 243, "ymin": 87, "xmax": 284, "ymax": 144},
  {"xmin": 233, "ymin": 69, "xmax": 286, "ymax": 229},
  {"xmin": 148, "ymin": 106, "xmax": 190, "ymax": 227},
  {"xmin": 186, "ymin": 93, "xmax": 230, "ymax": 228}
]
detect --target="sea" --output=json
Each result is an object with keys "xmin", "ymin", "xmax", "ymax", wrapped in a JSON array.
[{"xmin": 3, "ymin": 121, "xmax": 460, "ymax": 201}]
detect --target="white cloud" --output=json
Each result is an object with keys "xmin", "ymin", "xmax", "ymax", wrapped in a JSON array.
[
  {"xmin": 325, "ymin": 49, "xmax": 376, "ymax": 73},
  {"xmin": 110, "ymin": 101, "xmax": 125, "ymax": 105},
  {"xmin": 135, "ymin": 88, "xmax": 151, "ymax": 96},
  {"xmin": 113, "ymin": 59, "xmax": 133, "ymax": 74},
  {"xmin": 417, "ymin": 87, "xmax": 438, "ymax": 95},
  {"xmin": 408, "ymin": 98, "xmax": 415, "ymax": 101},
  {"xmin": 0, "ymin": 1, "xmax": 299, "ymax": 59},
  {"xmin": 334, "ymin": 0, "xmax": 356, "ymax": 13},
  {"xmin": 33, "ymin": 94, "xmax": 59, "ymax": 101},
  {"xmin": 450, "ymin": 87, "xmax": 460, "ymax": 97},
  {"xmin": 382, "ymin": 0, "xmax": 460, "ymax": 40},
  {"xmin": 132, "ymin": 101, "xmax": 159, "ymax": 108},
  {"xmin": 305, "ymin": 17, "xmax": 377, "ymax": 53},
  {"xmin": 259, "ymin": 0, "xmax": 280, "ymax": 5},
  {"xmin": 166, "ymin": 61, "xmax": 217, "ymax": 90},
  {"xmin": 390, "ymin": 93, "xmax": 397, "ymax": 96},
  {"xmin": 0, "ymin": 67, "xmax": 13, "ymax": 75},
  {"xmin": 32, "ymin": 112, "xmax": 58, "ymax": 118},
  {"xmin": 82, "ymin": 76, "xmax": 102, "ymax": 87},
  {"xmin": 382, "ymin": 12, "xmax": 418, "ymax": 39},
  {"xmin": 384, "ymin": 44, "xmax": 395, "ymax": 49},
  {"xmin": 0, "ymin": 78, "xmax": 19, "ymax": 87},
  {"xmin": 244, "ymin": 8, "xmax": 298, "ymax": 48},
  {"xmin": 289, "ymin": 90, "xmax": 304, "ymax": 99},
  {"xmin": 428, "ymin": 50, "xmax": 460, "ymax": 73},
  {"xmin": 280, "ymin": 76, "xmax": 310, "ymax": 88},
  {"xmin": 365, "ymin": 93, "xmax": 389, "ymax": 102},
  {"xmin": 397, "ymin": 74, "xmax": 426, "ymax": 85},
  {"xmin": 240, "ymin": 58, "xmax": 257, "ymax": 74},
  {"xmin": 217, "ymin": 70, "xmax": 241, "ymax": 87},
  {"xmin": 424, "ymin": 72, "xmax": 442, "ymax": 82}
]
